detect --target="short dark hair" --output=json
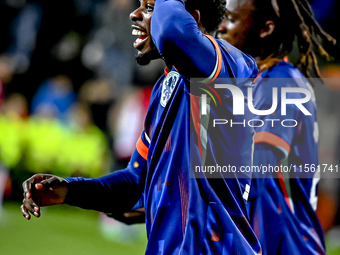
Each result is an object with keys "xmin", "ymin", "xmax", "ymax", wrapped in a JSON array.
[{"xmin": 185, "ymin": 0, "xmax": 227, "ymax": 34}]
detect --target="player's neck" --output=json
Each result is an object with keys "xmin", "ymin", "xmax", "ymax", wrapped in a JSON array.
[
  {"xmin": 256, "ymin": 54, "xmax": 283, "ymax": 72},
  {"xmin": 165, "ymin": 60, "xmax": 173, "ymax": 72}
]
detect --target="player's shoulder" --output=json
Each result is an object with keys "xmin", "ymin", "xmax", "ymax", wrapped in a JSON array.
[
  {"xmin": 255, "ymin": 61, "xmax": 315, "ymax": 102},
  {"xmin": 216, "ymin": 39, "xmax": 256, "ymax": 67},
  {"xmin": 256, "ymin": 61, "xmax": 309, "ymax": 89},
  {"xmin": 215, "ymin": 38, "xmax": 258, "ymax": 82},
  {"xmin": 268, "ymin": 61, "xmax": 303, "ymax": 77}
]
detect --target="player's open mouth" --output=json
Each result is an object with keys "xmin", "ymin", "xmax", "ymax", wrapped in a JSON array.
[{"xmin": 132, "ymin": 28, "xmax": 148, "ymax": 49}]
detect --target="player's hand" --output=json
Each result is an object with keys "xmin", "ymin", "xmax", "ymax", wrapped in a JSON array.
[{"xmin": 21, "ymin": 174, "xmax": 69, "ymax": 220}]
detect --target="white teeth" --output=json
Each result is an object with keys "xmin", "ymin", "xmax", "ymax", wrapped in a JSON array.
[{"xmin": 132, "ymin": 29, "xmax": 147, "ymax": 36}]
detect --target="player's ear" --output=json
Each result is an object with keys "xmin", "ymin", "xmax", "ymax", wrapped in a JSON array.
[
  {"xmin": 191, "ymin": 9, "xmax": 201, "ymax": 24},
  {"xmin": 260, "ymin": 20, "xmax": 275, "ymax": 38},
  {"xmin": 191, "ymin": 10, "xmax": 205, "ymax": 32}
]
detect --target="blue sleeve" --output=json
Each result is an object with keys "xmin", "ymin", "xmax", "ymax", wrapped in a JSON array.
[
  {"xmin": 151, "ymin": 0, "xmax": 258, "ymax": 83},
  {"xmin": 151, "ymin": 0, "xmax": 216, "ymax": 79},
  {"xmin": 64, "ymin": 132, "xmax": 149, "ymax": 214}
]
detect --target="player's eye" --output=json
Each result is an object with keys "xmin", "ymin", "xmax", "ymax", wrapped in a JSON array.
[
  {"xmin": 227, "ymin": 15, "xmax": 234, "ymax": 22},
  {"xmin": 146, "ymin": 4, "xmax": 154, "ymax": 12}
]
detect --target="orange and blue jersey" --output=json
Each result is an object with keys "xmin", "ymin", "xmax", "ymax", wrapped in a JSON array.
[
  {"xmin": 65, "ymin": 0, "xmax": 262, "ymax": 253},
  {"xmin": 248, "ymin": 61, "xmax": 325, "ymax": 254}
]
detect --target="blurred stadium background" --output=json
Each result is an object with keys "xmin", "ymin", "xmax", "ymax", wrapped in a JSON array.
[{"xmin": 0, "ymin": 0, "xmax": 339, "ymax": 254}]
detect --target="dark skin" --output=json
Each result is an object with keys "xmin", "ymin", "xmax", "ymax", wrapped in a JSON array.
[
  {"xmin": 130, "ymin": 0, "xmax": 159, "ymax": 65},
  {"xmin": 21, "ymin": 174, "xmax": 68, "ymax": 219},
  {"xmin": 131, "ymin": 0, "xmax": 203, "ymax": 68},
  {"xmin": 21, "ymin": 0, "xmax": 204, "ymax": 221},
  {"xmin": 216, "ymin": 0, "xmax": 276, "ymax": 63}
]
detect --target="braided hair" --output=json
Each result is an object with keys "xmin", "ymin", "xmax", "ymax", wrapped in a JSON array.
[{"xmin": 254, "ymin": 0, "xmax": 336, "ymax": 78}]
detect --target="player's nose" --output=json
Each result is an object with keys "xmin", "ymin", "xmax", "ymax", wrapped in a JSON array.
[
  {"xmin": 216, "ymin": 21, "xmax": 227, "ymax": 40},
  {"xmin": 218, "ymin": 20, "xmax": 227, "ymax": 33},
  {"xmin": 130, "ymin": 7, "xmax": 143, "ymax": 21}
]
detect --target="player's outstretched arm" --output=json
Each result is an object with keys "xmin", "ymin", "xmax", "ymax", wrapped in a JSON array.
[
  {"xmin": 21, "ymin": 132, "xmax": 148, "ymax": 220},
  {"xmin": 21, "ymin": 169, "xmax": 144, "ymax": 220},
  {"xmin": 21, "ymin": 174, "xmax": 68, "ymax": 220}
]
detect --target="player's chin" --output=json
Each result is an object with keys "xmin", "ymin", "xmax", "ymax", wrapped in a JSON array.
[
  {"xmin": 135, "ymin": 49, "xmax": 160, "ymax": 66},
  {"xmin": 135, "ymin": 52, "xmax": 152, "ymax": 66}
]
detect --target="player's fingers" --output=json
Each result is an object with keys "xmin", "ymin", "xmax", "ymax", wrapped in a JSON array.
[
  {"xmin": 33, "ymin": 211, "xmax": 40, "ymax": 218},
  {"xmin": 29, "ymin": 199, "xmax": 40, "ymax": 213},
  {"xmin": 22, "ymin": 199, "xmax": 40, "ymax": 218},
  {"xmin": 21, "ymin": 204, "xmax": 31, "ymax": 220},
  {"xmin": 22, "ymin": 179, "xmax": 33, "ymax": 199},
  {"xmin": 22, "ymin": 174, "xmax": 44, "ymax": 199},
  {"xmin": 35, "ymin": 183, "xmax": 44, "ymax": 190},
  {"xmin": 22, "ymin": 198, "xmax": 34, "ymax": 213},
  {"xmin": 38, "ymin": 177, "xmax": 60, "ymax": 190},
  {"xmin": 35, "ymin": 178, "xmax": 53, "ymax": 190},
  {"xmin": 21, "ymin": 192, "xmax": 40, "ymax": 212}
]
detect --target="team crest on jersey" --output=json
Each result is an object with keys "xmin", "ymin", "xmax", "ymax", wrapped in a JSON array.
[{"xmin": 160, "ymin": 71, "xmax": 179, "ymax": 107}]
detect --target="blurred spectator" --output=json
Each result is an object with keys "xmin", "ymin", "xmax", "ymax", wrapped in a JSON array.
[
  {"xmin": 4, "ymin": 2, "xmax": 42, "ymax": 75},
  {"xmin": 2, "ymin": 92, "xmax": 28, "ymax": 118},
  {"xmin": 79, "ymin": 79, "xmax": 111, "ymax": 104},
  {"xmin": 61, "ymin": 102, "xmax": 109, "ymax": 178},
  {"xmin": 25, "ymin": 102, "xmax": 109, "ymax": 178},
  {"xmin": 108, "ymin": 86, "xmax": 152, "ymax": 170},
  {"xmin": 24, "ymin": 115, "xmax": 64, "ymax": 174},
  {"xmin": 2, "ymin": 0, "xmax": 93, "ymax": 103},
  {"xmin": 0, "ymin": 93, "xmax": 28, "ymax": 205},
  {"xmin": 31, "ymin": 75, "xmax": 76, "ymax": 124},
  {"xmin": 78, "ymin": 79, "xmax": 113, "ymax": 132},
  {"xmin": 0, "ymin": 56, "xmax": 15, "ymax": 85},
  {"xmin": 0, "ymin": 93, "xmax": 27, "ymax": 169},
  {"xmin": 0, "ymin": 80, "xmax": 5, "ymax": 108},
  {"xmin": 0, "ymin": 92, "xmax": 109, "ymax": 201},
  {"xmin": 81, "ymin": 0, "xmax": 136, "ymax": 95},
  {"xmin": 98, "ymin": 85, "xmax": 152, "ymax": 243},
  {"xmin": 0, "ymin": 163, "xmax": 11, "ymax": 217}
]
